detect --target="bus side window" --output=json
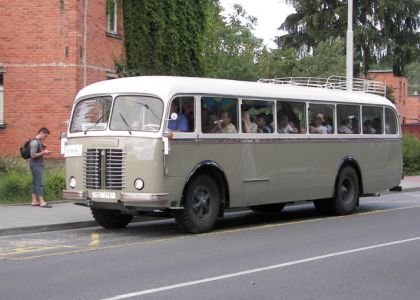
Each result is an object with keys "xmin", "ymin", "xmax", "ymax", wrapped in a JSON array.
[
  {"xmin": 242, "ymin": 100, "xmax": 273, "ymax": 133},
  {"xmin": 308, "ymin": 103, "xmax": 335, "ymax": 134},
  {"xmin": 277, "ymin": 101, "xmax": 306, "ymax": 134},
  {"xmin": 385, "ymin": 108, "xmax": 398, "ymax": 134},
  {"xmin": 168, "ymin": 97, "xmax": 195, "ymax": 132},
  {"xmin": 362, "ymin": 106, "xmax": 383, "ymax": 134},
  {"xmin": 201, "ymin": 97, "xmax": 238, "ymax": 133},
  {"xmin": 337, "ymin": 104, "xmax": 360, "ymax": 134}
]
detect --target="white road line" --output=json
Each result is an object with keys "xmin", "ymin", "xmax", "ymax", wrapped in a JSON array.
[{"xmin": 101, "ymin": 236, "xmax": 420, "ymax": 300}]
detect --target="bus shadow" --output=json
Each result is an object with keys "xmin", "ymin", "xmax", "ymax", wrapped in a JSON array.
[{"xmin": 119, "ymin": 204, "xmax": 323, "ymax": 238}]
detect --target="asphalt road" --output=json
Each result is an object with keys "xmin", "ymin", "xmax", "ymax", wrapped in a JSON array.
[{"xmin": 1, "ymin": 191, "xmax": 420, "ymax": 300}]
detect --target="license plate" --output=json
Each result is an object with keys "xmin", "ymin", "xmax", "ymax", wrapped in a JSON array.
[{"xmin": 91, "ymin": 192, "xmax": 116, "ymax": 199}]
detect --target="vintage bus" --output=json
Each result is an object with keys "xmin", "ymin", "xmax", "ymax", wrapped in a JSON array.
[{"xmin": 62, "ymin": 76, "xmax": 402, "ymax": 233}]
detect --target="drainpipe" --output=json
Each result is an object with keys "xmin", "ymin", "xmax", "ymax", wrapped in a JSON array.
[
  {"xmin": 83, "ymin": 0, "xmax": 88, "ymax": 86},
  {"xmin": 346, "ymin": 0, "xmax": 353, "ymax": 91}
]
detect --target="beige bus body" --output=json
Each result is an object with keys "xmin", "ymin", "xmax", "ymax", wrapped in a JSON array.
[{"xmin": 63, "ymin": 76, "xmax": 402, "ymax": 231}]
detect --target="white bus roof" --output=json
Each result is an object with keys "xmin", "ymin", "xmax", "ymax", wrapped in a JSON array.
[{"xmin": 76, "ymin": 76, "xmax": 395, "ymax": 108}]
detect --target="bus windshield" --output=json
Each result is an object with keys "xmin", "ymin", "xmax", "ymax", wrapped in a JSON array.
[
  {"xmin": 70, "ymin": 96, "xmax": 112, "ymax": 133},
  {"xmin": 110, "ymin": 96, "xmax": 163, "ymax": 132}
]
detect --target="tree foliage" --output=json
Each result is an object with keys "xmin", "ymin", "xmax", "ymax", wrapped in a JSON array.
[
  {"xmin": 278, "ymin": 0, "xmax": 420, "ymax": 76},
  {"xmin": 201, "ymin": 2, "xmax": 264, "ymax": 81},
  {"xmin": 257, "ymin": 38, "xmax": 346, "ymax": 78},
  {"xmin": 123, "ymin": 0, "xmax": 207, "ymax": 76}
]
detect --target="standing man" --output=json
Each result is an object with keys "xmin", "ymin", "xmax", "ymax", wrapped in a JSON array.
[{"xmin": 30, "ymin": 127, "xmax": 52, "ymax": 208}]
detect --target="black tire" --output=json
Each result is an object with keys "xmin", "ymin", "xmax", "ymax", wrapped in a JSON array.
[
  {"xmin": 249, "ymin": 203, "xmax": 286, "ymax": 213},
  {"xmin": 91, "ymin": 208, "xmax": 133, "ymax": 229},
  {"xmin": 174, "ymin": 175, "xmax": 221, "ymax": 233},
  {"xmin": 330, "ymin": 166, "xmax": 359, "ymax": 215}
]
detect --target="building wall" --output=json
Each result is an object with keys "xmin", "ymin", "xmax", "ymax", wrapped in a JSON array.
[
  {"xmin": 368, "ymin": 71, "xmax": 408, "ymax": 120},
  {"xmin": 0, "ymin": 0, "xmax": 124, "ymax": 157}
]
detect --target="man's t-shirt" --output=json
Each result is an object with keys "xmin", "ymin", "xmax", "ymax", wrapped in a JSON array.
[
  {"xmin": 168, "ymin": 113, "xmax": 189, "ymax": 132},
  {"xmin": 29, "ymin": 139, "xmax": 43, "ymax": 166}
]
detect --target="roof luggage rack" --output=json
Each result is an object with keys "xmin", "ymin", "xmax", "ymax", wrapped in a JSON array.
[{"xmin": 258, "ymin": 75, "xmax": 386, "ymax": 97}]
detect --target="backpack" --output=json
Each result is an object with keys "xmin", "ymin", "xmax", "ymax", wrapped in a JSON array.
[{"xmin": 20, "ymin": 138, "xmax": 39, "ymax": 160}]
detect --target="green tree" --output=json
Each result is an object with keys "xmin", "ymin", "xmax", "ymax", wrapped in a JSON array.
[
  {"xmin": 122, "ymin": 0, "xmax": 206, "ymax": 76},
  {"xmin": 257, "ymin": 38, "xmax": 346, "ymax": 78},
  {"xmin": 278, "ymin": 0, "xmax": 420, "ymax": 76},
  {"xmin": 406, "ymin": 61, "xmax": 420, "ymax": 95},
  {"xmin": 201, "ymin": 2, "xmax": 264, "ymax": 80}
]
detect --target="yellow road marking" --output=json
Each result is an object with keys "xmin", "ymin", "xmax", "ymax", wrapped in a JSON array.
[
  {"xmin": 2, "ymin": 204, "xmax": 420, "ymax": 262},
  {"xmin": 89, "ymin": 232, "xmax": 100, "ymax": 248}
]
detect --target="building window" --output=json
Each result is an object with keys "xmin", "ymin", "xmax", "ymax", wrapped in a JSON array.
[
  {"xmin": 0, "ymin": 73, "xmax": 4, "ymax": 127},
  {"xmin": 106, "ymin": 0, "xmax": 118, "ymax": 34}
]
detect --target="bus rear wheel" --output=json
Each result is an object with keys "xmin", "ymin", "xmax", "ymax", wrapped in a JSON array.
[
  {"xmin": 330, "ymin": 166, "xmax": 359, "ymax": 215},
  {"xmin": 174, "ymin": 175, "xmax": 221, "ymax": 234},
  {"xmin": 249, "ymin": 203, "xmax": 286, "ymax": 213},
  {"xmin": 91, "ymin": 208, "xmax": 133, "ymax": 229}
]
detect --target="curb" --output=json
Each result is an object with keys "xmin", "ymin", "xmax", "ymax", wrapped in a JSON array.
[
  {"xmin": 0, "ymin": 215, "xmax": 168, "ymax": 237},
  {"xmin": 0, "ymin": 221, "xmax": 98, "ymax": 236},
  {"xmin": 383, "ymin": 187, "xmax": 420, "ymax": 195}
]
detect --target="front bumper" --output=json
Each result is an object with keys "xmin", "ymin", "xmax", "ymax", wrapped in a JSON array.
[
  {"xmin": 62, "ymin": 190, "xmax": 171, "ymax": 207},
  {"xmin": 62, "ymin": 190, "xmax": 87, "ymax": 200}
]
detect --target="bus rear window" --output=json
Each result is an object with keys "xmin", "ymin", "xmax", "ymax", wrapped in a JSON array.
[
  {"xmin": 70, "ymin": 96, "xmax": 112, "ymax": 133},
  {"xmin": 385, "ymin": 108, "xmax": 398, "ymax": 134}
]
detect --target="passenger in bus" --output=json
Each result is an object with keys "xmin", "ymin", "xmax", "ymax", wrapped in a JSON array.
[
  {"xmin": 324, "ymin": 117, "xmax": 334, "ymax": 133},
  {"xmin": 352, "ymin": 118, "xmax": 360, "ymax": 134},
  {"xmin": 184, "ymin": 100, "xmax": 195, "ymax": 131},
  {"xmin": 363, "ymin": 120, "xmax": 376, "ymax": 134},
  {"xmin": 241, "ymin": 110, "xmax": 257, "ymax": 133},
  {"xmin": 256, "ymin": 113, "xmax": 272, "ymax": 133},
  {"xmin": 278, "ymin": 114, "xmax": 298, "ymax": 134},
  {"xmin": 373, "ymin": 117, "xmax": 382, "ymax": 133},
  {"xmin": 168, "ymin": 101, "xmax": 189, "ymax": 132},
  {"xmin": 213, "ymin": 111, "xmax": 237, "ymax": 133},
  {"xmin": 338, "ymin": 118, "xmax": 353, "ymax": 134},
  {"xmin": 310, "ymin": 113, "xmax": 328, "ymax": 134}
]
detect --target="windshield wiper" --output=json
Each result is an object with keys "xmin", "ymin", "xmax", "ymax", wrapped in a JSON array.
[
  {"xmin": 84, "ymin": 115, "xmax": 105, "ymax": 135},
  {"xmin": 135, "ymin": 101, "xmax": 160, "ymax": 121},
  {"xmin": 119, "ymin": 113, "xmax": 132, "ymax": 135}
]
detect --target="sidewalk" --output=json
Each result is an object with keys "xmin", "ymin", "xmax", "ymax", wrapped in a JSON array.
[{"xmin": 1, "ymin": 177, "xmax": 420, "ymax": 236}]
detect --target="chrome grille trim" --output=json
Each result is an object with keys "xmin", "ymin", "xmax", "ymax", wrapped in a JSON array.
[
  {"xmin": 84, "ymin": 148, "xmax": 126, "ymax": 190},
  {"xmin": 84, "ymin": 149, "xmax": 101, "ymax": 189},
  {"xmin": 105, "ymin": 149, "xmax": 125, "ymax": 189}
]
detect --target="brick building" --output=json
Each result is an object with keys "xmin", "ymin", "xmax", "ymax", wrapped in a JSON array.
[
  {"xmin": 369, "ymin": 70, "xmax": 420, "ymax": 124},
  {"xmin": 0, "ymin": 0, "xmax": 125, "ymax": 157}
]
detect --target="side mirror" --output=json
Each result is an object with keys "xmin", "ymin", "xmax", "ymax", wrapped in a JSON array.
[
  {"xmin": 60, "ymin": 132, "xmax": 67, "ymax": 155},
  {"xmin": 170, "ymin": 112, "xmax": 178, "ymax": 121}
]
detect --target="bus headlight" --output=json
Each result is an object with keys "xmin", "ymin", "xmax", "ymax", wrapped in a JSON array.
[
  {"xmin": 134, "ymin": 178, "xmax": 144, "ymax": 190},
  {"xmin": 69, "ymin": 176, "xmax": 77, "ymax": 188}
]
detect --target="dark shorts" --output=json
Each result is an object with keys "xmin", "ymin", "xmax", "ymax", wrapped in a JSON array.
[{"xmin": 30, "ymin": 165, "xmax": 44, "ymax": 197}]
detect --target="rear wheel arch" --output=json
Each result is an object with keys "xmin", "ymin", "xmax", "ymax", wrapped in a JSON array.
[{"xmin": 335, "ymin": 157, "xmax": 363, "ymax": 196}]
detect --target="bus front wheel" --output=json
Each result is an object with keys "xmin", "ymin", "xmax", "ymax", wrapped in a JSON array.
[
  {"xmin": 91, "ymin": 208, "xmax": 133, "ymax": 229},
  {"xmin": 330, "ymin": 166, "xmax": 359, "ymax": 215},
  {"xmin": 175, "ymin": 175, "xmax": 221, "ymax": 233}
]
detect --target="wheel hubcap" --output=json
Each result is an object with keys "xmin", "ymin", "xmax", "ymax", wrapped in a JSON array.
[
  {"xmin": 341, "ymin": 178, "xmax": 353, "ymax": 202},
  {"xmin": 192, "ymin": 185, "xmax": 210, "ymax": 219}
]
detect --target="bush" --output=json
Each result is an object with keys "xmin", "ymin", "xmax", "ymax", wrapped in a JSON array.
[
  {"xmin": 402, "ymin": 134, "xmax": 420, "ymax": 175},
  {"xmin": 0, "ymin": 157, "xmax": 65, "ymax": 204}
]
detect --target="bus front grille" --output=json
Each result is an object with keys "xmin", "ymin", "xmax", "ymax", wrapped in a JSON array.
[
  {"xmin": 105, "ymin": 149, "xmax": 125, "ymax": 189},
  {"xmin": 84, "ymin": 149, "xmax": 126, "ymax": 190}
]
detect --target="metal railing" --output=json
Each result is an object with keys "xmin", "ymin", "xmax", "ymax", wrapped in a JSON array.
[{"xmin": 258, "ymin": 75, "xmax": 386, "ymax": 97}]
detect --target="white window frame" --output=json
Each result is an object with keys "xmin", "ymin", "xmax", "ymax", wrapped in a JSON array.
[{"xmin": 107, "ymin": 0, "xmax": 118, "ymax": 34}]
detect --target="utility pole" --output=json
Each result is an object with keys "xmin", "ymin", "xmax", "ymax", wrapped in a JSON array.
[{"xmin": 346, "ymin": 0, "xmax": 353, "ymax": 91}]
